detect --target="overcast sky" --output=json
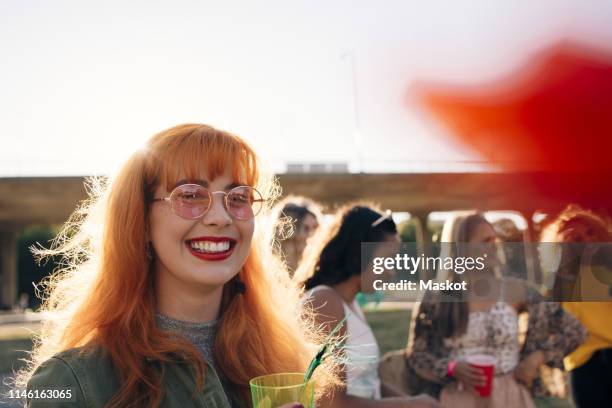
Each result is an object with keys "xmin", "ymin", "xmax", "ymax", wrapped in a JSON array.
[{"xmin": 1, "ymin": 0, "xmax": 611, "ymax": 176}]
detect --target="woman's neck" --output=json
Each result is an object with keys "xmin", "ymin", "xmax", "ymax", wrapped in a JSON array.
[
  {"xmin": 154, "ymin": 269, "xmax": 223, "ymax": 323},
  {"xmin": 331, "ymin": 278, "xmax": 359, "ymax": 305},
  {"xmin": 466, "ymin": 268, "xmax": 497, "ymax": 283}
]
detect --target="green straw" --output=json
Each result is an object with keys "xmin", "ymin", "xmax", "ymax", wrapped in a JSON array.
[{"xmin": 303, "ymin": 315, "xmax": 348, "ymax": 382}]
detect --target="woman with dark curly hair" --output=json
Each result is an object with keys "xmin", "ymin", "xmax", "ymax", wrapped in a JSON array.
[{"xmin": 296, "ymin": 204, "xmax": 439, "ymax": 408}]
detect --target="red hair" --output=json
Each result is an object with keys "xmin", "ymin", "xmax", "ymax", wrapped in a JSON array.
[
  {"xmin": 19, "ymin": 124, "xmax": 337, "ymax": 407},
  {"xmin": 540, "ymin": 204, "xmax": 611, "ymax": 243}
]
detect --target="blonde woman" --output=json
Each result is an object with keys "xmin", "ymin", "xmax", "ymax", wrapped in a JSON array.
[
  {"xmin": 406, "ymin": 212, "xmax": 585, "ymax": 408},
  {"xmin": 18, "ymin": 124, "xmax": 337, "ymax": 407}
]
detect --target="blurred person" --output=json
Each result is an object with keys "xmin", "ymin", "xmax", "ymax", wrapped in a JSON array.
[
  {"xmin": 272, "ymin": 195, "xmax": 322, "ymax": 276},
  {"xmin": 297, "ymin": 204, "xmax": 440, "ymax": 408},
  {"xmin": 540, "ymin": 204, "xmax": 612, "ymax": 407},
  {"xmin": 540, "ymin": 205, "xmax": 612, "ymax": 301},
  {"xmin": 16, "ymin": 124, "xmax": 339, "ymax": 408},
  {"xmin": 492, "ymin": 219, "xmax": 522, "ymax": 243},
  {"xmin": 492, "ymin": 218, "xmax": 527, "ymax": 280},
  {"xmin": 405, "ymin": 213, "xmax": 585, "ymax": 408}
]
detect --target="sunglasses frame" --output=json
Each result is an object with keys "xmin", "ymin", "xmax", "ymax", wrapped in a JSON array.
[{"xmin": 152, "ymin": 183, "xmax": 266, "ymax": 220}]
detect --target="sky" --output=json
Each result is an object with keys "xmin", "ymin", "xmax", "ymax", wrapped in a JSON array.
[{"xmin": 1, "ymin": 0, "xmax": 612, "ymax": 176}]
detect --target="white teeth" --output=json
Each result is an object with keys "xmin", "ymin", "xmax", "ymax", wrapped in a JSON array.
[{"xmin": 190, "ymin": 240, "xmax": 231, "ymax": 253}]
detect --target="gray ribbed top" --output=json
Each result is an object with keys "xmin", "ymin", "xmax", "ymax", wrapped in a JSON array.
[
  {"xmin": 156, "ymin": 314, "xmax": 218, "ymax": 370},
  {"xmin": 155, "ymin": 314, "xmax": 240, "ymax": 407}
]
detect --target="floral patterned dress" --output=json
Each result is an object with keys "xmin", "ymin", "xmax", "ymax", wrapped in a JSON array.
[
  {"xmin": 404, "ymin": 284, "xmax": 587, "ymax": 402},
  {"xmin": 440, "ymin": 302, "xmax": 534, "ymax": 407}
]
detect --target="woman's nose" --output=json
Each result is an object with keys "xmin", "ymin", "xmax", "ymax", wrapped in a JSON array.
[{"xmin": 201, "ymin": 194, "xmax": 232, "ymax": 227}]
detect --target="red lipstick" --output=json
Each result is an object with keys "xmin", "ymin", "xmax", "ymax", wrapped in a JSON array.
[{"xmin": 185, "ymin": 236, "xmax": 237, "ymax": 261}]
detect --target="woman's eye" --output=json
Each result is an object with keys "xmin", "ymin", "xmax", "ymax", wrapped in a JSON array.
[
  {"xmin": 179, "ymin": 192, "xmax": 204, "ymax": 201},
  {"xmin": 229, "ymin": 194, "xmax": 250, "ymax": 204}
]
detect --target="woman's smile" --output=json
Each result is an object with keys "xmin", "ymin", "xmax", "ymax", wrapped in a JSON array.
[{"xmin": 186, "ymin": 236, "xmax": 237, "ymax": 261}]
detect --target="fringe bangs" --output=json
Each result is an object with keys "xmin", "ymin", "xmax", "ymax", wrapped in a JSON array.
[{"xmin": 144, "ymin": 124, "xmax": 260, "ymax": 193}]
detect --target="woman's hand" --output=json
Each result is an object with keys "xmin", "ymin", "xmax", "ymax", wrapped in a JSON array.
[
  {"xmin": 513, "ymin": 351, "xmax": 544, "ymax": 388},
  {"xmin": 452, "ymin": 361, "xmax": 487, "ymax": 390}
]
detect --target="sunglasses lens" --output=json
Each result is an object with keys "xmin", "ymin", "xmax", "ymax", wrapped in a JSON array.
[
  {"xmin": 171, "ymin": 185, "xmax": 211, "ymax": 219},
  {"xmin": 226, "ymin": 186, "xmax": 262, "ymax": 220}
]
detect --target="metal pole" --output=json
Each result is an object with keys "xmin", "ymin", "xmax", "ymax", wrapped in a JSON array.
[{"xmin": 342, "ymin": 50, "xmax": 363, "ymax": 173}]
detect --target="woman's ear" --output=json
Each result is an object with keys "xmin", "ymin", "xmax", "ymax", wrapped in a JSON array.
[
  {"xmin": 144, "ymin": 224, "xmax": 151, "ymax": 244},
  {"xmin": 144, "ymin": 219, "xmax": 153, "ymax": 261},
  {"xmin": 143, "ymin": 208, "xmax": 151, "ymax": 242}
]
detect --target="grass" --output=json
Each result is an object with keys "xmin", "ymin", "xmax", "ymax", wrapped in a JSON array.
[
  {"xmin": 0, "ymin": 309, "xmax": 574, "ymax": 408},
  {"xmin": 0, "ymin": 338, "xmax": 33, "ymax": 373},
  {"xmin": 0, "ymin": 309, "xmax": 413, "ymax": 374},
  {"xmin": 0, "ymin": 323, "xmax": 38, "ymax": 374},
  {"xmin": 364, "ymin": 308, "xmax": 412, "ymax": 356}
]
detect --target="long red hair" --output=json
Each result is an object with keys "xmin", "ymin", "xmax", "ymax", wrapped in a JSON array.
[{"xmin": 18, "ymin": 124, "xmax": 337, "ymax": 407}]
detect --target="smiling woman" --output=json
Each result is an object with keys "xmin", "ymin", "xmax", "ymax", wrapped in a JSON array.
[{"xmin": 15, "ymin": 124, "xmax": 339, "ymax": 408}]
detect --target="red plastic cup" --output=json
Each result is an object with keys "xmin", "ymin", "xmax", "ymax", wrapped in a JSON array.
[{"xmin": 465, "ymin": 354, "xmax": 496, "ymax": 397}]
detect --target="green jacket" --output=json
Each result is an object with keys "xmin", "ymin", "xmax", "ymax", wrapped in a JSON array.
[{"xmin": 26, "ymin": 346, "xmax": 243, "ymax": 407}]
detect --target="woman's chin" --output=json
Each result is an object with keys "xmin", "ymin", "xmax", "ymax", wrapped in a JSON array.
[{"xmin": 186, "ymin": 268, "xmax": 239, "ymax": 288}]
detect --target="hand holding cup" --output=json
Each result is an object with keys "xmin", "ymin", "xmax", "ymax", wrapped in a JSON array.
[{"xmin": 453, "ymin": 361, "xmax": 487, "ymax": 391}]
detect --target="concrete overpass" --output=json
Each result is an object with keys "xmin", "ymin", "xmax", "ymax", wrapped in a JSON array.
[{"xmin": 1, "ymin": 173, "xmax": 609, "ymax": 307}]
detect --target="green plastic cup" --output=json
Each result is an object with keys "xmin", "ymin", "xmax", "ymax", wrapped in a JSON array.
[{"xmin": 249, "ymin": 373, "xmax": 315, "ymax": 408}]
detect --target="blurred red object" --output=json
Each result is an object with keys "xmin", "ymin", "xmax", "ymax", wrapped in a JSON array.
[
  {"xmin": 414, "ymin": 41, "xmax": 612, "ymax": 171},
  {"xmin": 413, "ymin": 41, "xmax": 612, "ymax": 208}
]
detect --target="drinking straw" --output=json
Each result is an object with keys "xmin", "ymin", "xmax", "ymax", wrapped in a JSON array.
[{"xmin": 303, "ymin": 316, "xmax": 348, "ymax": 382}]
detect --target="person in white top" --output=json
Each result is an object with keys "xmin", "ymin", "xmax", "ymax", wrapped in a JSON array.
[{"xmin": 296, "ymin": 203, "xmax": 440, "ymax": 408}]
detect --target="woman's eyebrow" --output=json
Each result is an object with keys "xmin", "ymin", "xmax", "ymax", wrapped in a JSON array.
[
  {"xmin": 172, "ymin": 180, "xmax": 243, "ymax": 190},
  {"xmin": 226, "ymin": 182, "xmax": 241, "ymax": 190},
  {"xmin": 173, "ymin": 179, "xmax": 209, "ymax": 188}
]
